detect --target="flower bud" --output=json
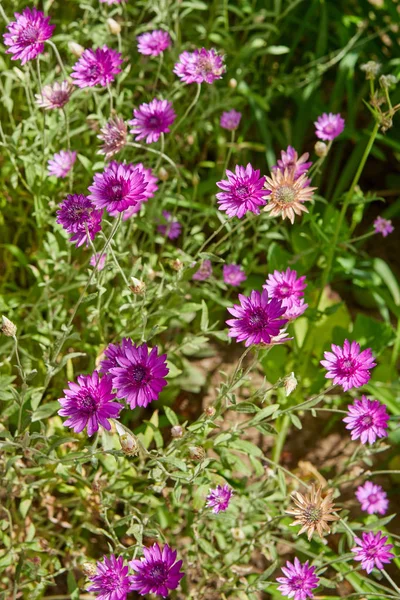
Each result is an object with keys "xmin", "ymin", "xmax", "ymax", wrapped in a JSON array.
[
  {"xmin": 68, "ymin": 41, "xmax": 85, "ymax": 57},
  {"xmin": 171, "ymin": 259, "xmax": 183, "ymax": 272},
  {"xmin": 1, "ymin": 316, "xmax": 17, "ymax": 337},
  {"xmin": 171, "ymin": 425, "xmax": 183, "ymax": 438},
  {"xmin": 231, "ymin": 527, "xmax": 245, "ymax": 540},
  {"xmin": 82, "ymin": 562, "xmax": 97, "ymax": 577},
  {"xmin": 314, "ymin": 141, "xmax": 328, "ymax": 158},
  {"xmin": 158, "ymin": 167, "xmax": 169, "ymax": 181},
  {"xmin": 120, "ymin": 433, "xmax": 140, "ymax": 456},
  {"xmin": 130, "ymin": 277, "xmax": 146, "ymax": 295},
  {"xmin": 229, "ymin": 78, "xmax": 237, "ymax": 89},
  {"xmin": 107, "ymin": 18, "xmax": 121, "ymax": 35},
  {"xmin": 283, "ymin": 372, "xmax": 298, "ymax": 397},
  {"xmin": 205, "ymin": 406, "xmax": 215, "ymax": 417},
  {"xmin": 189, "ymin": 446, "xmax": 205, "ymax": 461},
  {"xmin": 360, "ymin": 61, "xmax": 381, "ymax": 80}
]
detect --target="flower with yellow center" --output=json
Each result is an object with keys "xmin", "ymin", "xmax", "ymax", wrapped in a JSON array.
[
  {"xmin": 286, "ymin": 484, "xmax": 339, "ymax": 540},
  {"xmin": 263, "ymin": 169, "xmax": 316, "ymax": 224}
]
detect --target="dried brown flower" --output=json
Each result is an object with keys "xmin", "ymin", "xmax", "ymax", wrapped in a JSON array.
[{"xmin": 286, "ymin": 484, "xmax": 339, "ymax": 540}]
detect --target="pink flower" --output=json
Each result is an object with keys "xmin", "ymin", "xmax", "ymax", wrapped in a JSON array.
[
  {"xmin": 193, "ymin": 260, "xmax": 212, "ymax": 281},
  {"xmin": 129, "ymin": 99, "xmax": 176, "ymax": 144},
  {"xmin": 71, "ymin": 45, "xmax": 122, "ymax": 88},
  {"xmin": 130, "ymin": 544, "xmax": 184, "ymax": 597},
  {"xmin": 206, "ymin": 484, "xmax": 233, "ymax": 513},
  {"xmin": 223, "ymin": 264, "xmax": 247, "ymax": 286},
  {"xmin": 3, "ymin": 7, "xmax": 55, "ymax": 65},
  {"xmin": 174, "ymin": 48, "xmax": 225, "ymax": 84},
  {"xmin": 116, "ymin": 164, "xmax": 158, "ymax": 220},
  {"xmin": 356, "ymin": 481, "xmax": 388, "ymax": 515},
  {"xmin": 35, "ymin": 80, "xmax": 74, "ymax": 110},
  {"xmin": 157, "ymin": 211, "xmax": 181, "ymax": 239},
  {"xmin": 216, "ymin": 164, "xmax": 266, "ymax": 218},
  {"xmin": 87, "ymin": 554, "xmax": 134, "ymax": 599},
  {"xmin": 264, "ymin": 268, "xmax": 307, "ymax": 320},
  {"xmin": 352, "ymin": 532, "xmax": 394, "ymax": 574},
  {"xmin": 272, "ymin": 145, "xmax": 312, "ymax": 181},
  {"xmin": 88, "ymin": 161, "xmax": 148, "ymax": 214},
  {"xmin": 90, "ymin": 253, "xmax": 107, "ymax": 271},
  {"xmin": 56, "ymin": 194, "xmax": 103, "ymax": 248},
  {"xmin": 47, "ymin": 150, "xmax": 77, "ymax": 179},
  {"xmin": 220, "ymin": 109, "xmax": 242, "ymax": 131},
  {"xmin": 276, "ymin": 558, "xmax": 319, "ymax": 600},
  {"xmin": 314, "ymin": 112, "xmax": 345, "ymax": 141},
  {"xmin": 343, "ymin": 396, "xmax": 389, "ymax": 444},
  {"xmin": 137, "ymin": 30, "xmax": 172, "ymax": 57},
  {"xmin": 373, "ymin": 216, "xmax": 394, "ymax": 237},
  {"xmin": 320, "ymin": 339, "xmax": 376, "ymax": 391}
]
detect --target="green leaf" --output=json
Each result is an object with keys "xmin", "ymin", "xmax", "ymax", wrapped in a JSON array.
[
  {"xmin": 200, "ymin": 300, "xmax": 209, "ymax": 331},
  {"xmin": 31, "ymin": 401, "xmax": 60, "ymax": 422},
  {"xmin": 246, "ymin": 404, "xmax": 280, "ymax": 425},
  {"xmin": 164, "ymin": 406, "xmax": 179, "ymax": 426},
  {"xmin": 374, "ymin": 258, "xmax": 400, "ymax": 306}
]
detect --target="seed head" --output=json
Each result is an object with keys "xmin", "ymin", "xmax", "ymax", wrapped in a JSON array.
[
  {"xmin": 189, "ymin": 446, "xmax": 206, "ymax": 461},
  {"xmin": 1, "ymin": 316, "xmax": 17, "ymax": 337}
]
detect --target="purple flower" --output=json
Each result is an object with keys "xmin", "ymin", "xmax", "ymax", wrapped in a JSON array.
[
  {"xmin": 47, "ymin": 150, "xmax": 77, "ymax": 179},
  {"xmin": 56, "ymin": 194, "xmax": 103, "ymax": 248},
  {"xmin": 87, "ymin": 554, "xmax": 134, "ymax": 600},
  {"xmin": 58, "ymin": 372, "xmax": 122, "ymax": 436},
  {"xmin": 320, "ymin": 339, "xmax": 376, "ymax": 392},
  {"xmin": 35, "ymin": 80, "xmax": 74, "ymax": 110},
  {"xmin": 343, "ymin": 396, "xmax": 389, "ymax": 444},
  {"xmin": 109, "ymin": 342, "xmax": 169, "ymax": 409},
  {"xmin": 206, "ymin": 484, "xmax": 233, "ymax": 513},
  {"xmin": 129, "ymin": 99, "xmax": 176, "ymax": 144},
  {"xmin": 100, "ymin": 338, "xmax": 134, "ymax": 374},
  {"xmin": 193, "ymin": 260, "xmax": 212, "ymax": 281},
  {"xmin": 90, "ymin": 253, "xmax": 107, "ymax": 271},
  {"xmin": 88, "ymin": 161, "xmax": 147, "ymax": 214},
  {"xmin": 276, "ymin": 558, "xmax": 319, "ymax": 600},
  {"xmin": 373, "ymin": 216, "xmax": 394, "ymax": 237},
  {"xmin": 216, "ymin": 164, "xmax": 266, "ymax": 219},
  {"xmin": 137, "ymin": 30, "xmax": 172, "ymax": 57},
  {"xmin": 71, "ymin": 45, "xmax": 122, "ymax": 88},
  {"xmin": 272, "ymin": 146, "xmax": 312, "ymax": 181},
  {"xmin": 157, "ymin": 211, "xmax": 181, "ymax": 239},
  {"xmin": 263, "ymin": 268, "xmax": 307, "ymax": 320},
  {"xmin": 284, "ymin": 298, "xmax": 308, "ymax": 320},
  {"xmin": 3, "ymin": 7, "xmax": 55, "ymax": 65},
  {"xmin": 220, "ymin": 109, "xmax": 242, "ymax": 131},
  {"xmin": 118, "ymin": 164, "xmax": 158, "ymax": 220},
  {"xmin": 130, "ymin": 543, "xmax": 184, "ymax": 597},
  {"xmin": 226, "ymin": 289, "xmax": 288, "ymax": 347},
  {"xmin": 356, "ymin": 481, "xmax": 388, "ymax": 515},
  {"xmin": 352, "ymin": 531, "xmax": 394, "ymax": 574},
  {"xmin": 223, "ymin": 264, "xmax": 247, "ymax": 286},
  {"xmin": 174, "ymin": 48, "xmax": 225, "ymax": 84},
  {"xmin": 314, "ymin": 112, "xmax": 345, "ymax": 141}
]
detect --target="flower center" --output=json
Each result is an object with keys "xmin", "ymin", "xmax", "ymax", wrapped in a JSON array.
[
  {"xmin": 88, "ymin": 64, "xmax": 101, "ymax": 80},
  {"xmin": 130, "ymin": 364, "xmax": 148, "ymax": 384},
  {"xmin": 368, "ymin": 493, "xmax": 378, "ymax": 504},
  {"xmin": 21, "ymin": 25, "xmax": 39, "ymax": 45},
  {"xmin": 277, "ymin": 284, "xmax": 291, "ymax": 298},
  {"xmin": 304, "ymin": 504, "xmax": 322, "ymax": 523},
  {"xmin": 291, "ymin": 576, "xmax": 305, "ymax": 590},
  {"xmin": 149, "ymin": 563, "xmax": 168, "ymax": 584},
  {"xmin": 361, "ymin": 414, "xmax": 373, "ymax": 427},
  {"xmin": 324, "ymin": 124, "xmax": 335, "ymax": 133},
  {"xmin": 77, "ymin": 392, "xmax": 98, "ymax": 413},
  {"xmin": 236, "ymin": 185, "xmax": 249, "ymax": 198},
  {"xmin": 276, "ymin": 185, "xmax": 296, "ymax": 204},
  {"xmin": 340, "ymin": 358, "xmax": 355, "ymax": 374},
  {"xmin": 197, "ymin": 57, "xmax": 213, "ymax": 73},
  {"xmin": 248, "ymin": 308, "xmax": 268, "ymax": 331},
  {"xmin": 106, "ymin": 181, "xmax": 125, "ymax": 203},
  {"xmin": 51, "ymin": 91, "xmax": 69, "ymax": 106},
  {"xmin": 148, "ymin": 115, "xmax": 161, "ymax": 128}
]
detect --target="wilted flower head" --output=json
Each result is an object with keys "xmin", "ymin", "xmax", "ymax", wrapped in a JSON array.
[
  {"xmin": 193, "ymin": 260, "xmax": 212, "ymax": 281},
  {"xmin": 379, "ymin": 74, "xmax": 397, "ymax": 89},
  {"xmin": 47, "ymin": 150, "xmax": 77, "ymax": 179},
  {"xmin": 360, "ymin": 61, "xmax": 381, "ymax": 79},
  {"xmin": 276, "ymin": 558, "xmax": 319, "ymax": 600},
  {"xmin": 263, "ymin": 169, "xmax": 315, "ymax": 224},
  {"xmin": 352, "ymin": 532, "xmax": 394, "ymax": 574},
  {"xmin": 108, "ymin": 342, "xmax": 169, "ymax": 409},
  {"xmin": 283, "ymin": 372, "xmax": 298, "ymax": 397},
  {"xmin": 71, "ymin": 45, "xmax": 123, "ymax": 88},
  {"xmin": 272, "ymin": 146, "xmax": 312, "ymax": 181},
  {"xmin": 223, "ymin": 264, "xmax": 247, "ymax": 287},
  {"xmin": 220, "ymin": 109, "xmax": 242, "ymax": 131},
  {"xmin": 1, "ymin": 316, "xmax": 17, "ymax": 337},
  {"xmin": 56, "ymin": 194, "xmax": 103, "ymax": 248},
  {"xmin": 130, "ymin": 277, "xmax": 146, "ymax": 295},
  {"xmin": 58, "ymin": 372, "xmax": 122, "ymax": 436},
  {"xmin": 320, "ymin": 339, "xmax": 376, "ymax": 391},
  {"xmin": 356, "ymin": 481, "xmax": 388, "ymax": 515},
  {"xmin": 87, "ymin": 554, "xmax": 134, "ymax": 600},
  {"xmin": 98, "ymin": 117, "xmax": 127, "ymax": 159},
  {"xmin": 174, "ymin": 48, "xmax": 225, "ymax": 84},
  {"xmin": 137, "ymin": 30, "xmax": 172, "ymax": 57},
  {"xmin": 90, "ymin": 253, "xmax": 107, "ymax": 271},
  {"xmin": 343, "ymin": 396, "xmax": 389, "ymax": 444},
  {"xmin": 206, "ymin": 484, "xmax": 233, "ymax": 513},
  {"xmin": 129, "ymin": 99, "xmax": 176, "ymax": 144},
  {"xmin": 3, "ymin": 7, "xmax": 55, "ymax": 65},
  {"xmin": 130, "ymin": 544, "xmax": 184, "ymax": 597},
  {"xmin": 226, "ymin": 289, "xmax": 288, "ymax": 347},
  {"xmin": 373, "ymin": 216, "xmax": 394, "ymax": 237},
  {"xmin": 88, "ymin": 161, "xmax": 147, "ymax": 213},
  {"xmin": 286, "ymin": 484, "xmax": 339, "ymax": 541},
  {"xmin": 35, "ymin": 80, "xmax": 74, "ymax": 110},
  {"xmin": 216, "ymin": 164, "xmax": 266, "ymax": 218},
  {"xmin": 314, "ymin": 112, "xmax": 345, "ymax": 141}
]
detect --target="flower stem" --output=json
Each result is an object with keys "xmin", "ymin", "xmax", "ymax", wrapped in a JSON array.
[
  {"xmin": 222, "ymin": 130, "xmax": 235, "ymax": 173},
  {"xmin": 171, "ymin": 82, "xmax": 201, "ymax": 134},
  {"xmin": 47, "ymin": 39, "xmax": 68, "ymax": 79}
]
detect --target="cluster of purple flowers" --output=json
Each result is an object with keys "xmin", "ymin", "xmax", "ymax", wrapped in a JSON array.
[{"xmin": 264, "ymin": 267, "xmax": 308, "ymax": 320}]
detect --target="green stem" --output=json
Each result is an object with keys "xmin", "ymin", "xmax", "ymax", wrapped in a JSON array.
[
  {"xmin": 152, "ymin": 52, "xmax": 164, "ymax": 92},
  {"xmin": 272, "ymin": 414, "xmax": 290, "ymax": 466},
  {"xmin": 222, "ymin": 130, "xmax": 235, "ymax": 173},
  {"xmin": 171, "ymin": 83, "xmax": 201, "ymax": 134},
  {"xmin": 195, "ymin": 220, "xmax": 227, "ymax": 258},
  {"xmin": 47, "ymin": 40, "xmax": 68, "ymax": 79}
]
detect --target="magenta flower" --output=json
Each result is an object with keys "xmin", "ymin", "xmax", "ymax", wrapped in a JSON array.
[
  {"xmin": 88, "ymin": 161, "xmax": 147, "ymax": 214},
  {"xmin": 284, "ymin": 298, "xmax": 308, "ymax": 320},
  {"xmin": 223, "ymin": 264, "xmax": 246, "ymax": 287},
  {"xmin": 216, "ymin": 164, "xmax": 266, "ymax": 218},
  {"xmin": 58, "ymin": 372, "xmax": 122, "ymax": 436},
  {"xmin": 174, "ymin": 48, "xmax": 225, "ymax": 84},
  {"xmin": 71, "ymin": 46, "xmax": 122, "ymax": 88},
  {"xmin": 220, "ymin": 109, "xmax": 242, "ymax": 131},
  {"xmin": 109, "ymin": 342, "xmax": 169, "ymax": 409},
  {"xmin": 87, "ymin": 554, "xmax": 134, "ymax": 600},
  {"xmin": 314, "ymin": 112, "xmax": 345, "ymax": 141},
  {"xmin": 100, "ymin": 338, "xmax": 134, "ymax": 374},
  {"xmin": 157, "ymin": 211, "xmax": 181, "ymax": 239},
  {"xmin": 263, "ymin": 268, "xmax": 307, "ymax": 320},
  {"xmin": 276, "ymin": 558, "xmax": 319, "ymax": 600},
  {"xmin": 226, "ymin": 290, "xmax": 288, "ymax": 347},
  {"xmin": 56, "ymin": 194, "xmax": 103, "ymax": 248},
  {"xmin": 206, "ymin": 484, "xmax": 233, "ymax": 513},
  {"xmin": 130, "ymin": 543, "xmax": 184, "ymax": 597},
  {"xmin": 129, "ymin": 99, "xmax": 176, "ymax": 144},
  {"xmin": 356, "ymin": 481, "xmax": 388, "ymax": 515},
  {"xmin": 3, "ymin": 7, "xmax": 55, "ymax": 65},
  {"xmin": 193, "ymin": 260, "xmax": 212, "ymax": 281},
  {"xmin": 272, "ymin": 146, "xmax": 312, "ymax": 180},
  {"xmin": 90, "ymin": 253, "xmax": 107, "ymax": 271},
  {"xmin": 118, "ymin": 164, "xmax": 158, "ymax": 220},
  {"xmin": 47, "ymin": 150, "xmax": 77, "ymax": 179},
  {"xmin": 343, "ymin": 396, "xmax": 389, "ymax": 444},
  {"xmin": 352, "ymin": 532, "xmax": 394, "ymax": 574},
  {"xmin": 137, "ymin": 30, "xmax": 172, "ymax": 57},
  {"xmin": 320, "ymin": 339, "xmax": 376, "ymax": 391},
  {"xmin": 373, "ymin": 216, "xmax": 394, "ymax": 237},
  {"xmin": 35, "ymin": 80, "xmax": 74, "ymax": 110}
]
